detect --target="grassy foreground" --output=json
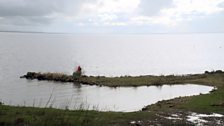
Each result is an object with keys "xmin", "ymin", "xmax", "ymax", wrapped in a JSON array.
[
  {"xmin": 1, "ymin": 71, "xmax": 224, "ymax": 125},
  {"xmin": 0, "ymin": 104, "xmax": 157, "ymax": 126}
]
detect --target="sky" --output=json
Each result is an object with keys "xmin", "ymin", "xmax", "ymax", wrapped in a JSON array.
[{"xmin": 0, "ymin": 0, "xmax": 224, "ymax": 33}]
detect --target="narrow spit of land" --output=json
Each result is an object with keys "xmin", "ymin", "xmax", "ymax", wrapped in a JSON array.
[
  {"xmin": 20, "ymin": 70, "xmax": 223, "ymax": 87},
  {"xmin": 0, "ymin": 70, "xmax": 223, "ymax": 126}
]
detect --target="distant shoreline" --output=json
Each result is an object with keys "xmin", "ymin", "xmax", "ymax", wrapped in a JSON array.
[{"xmin": 1, "ymin": 30, "xmax": 224, "ymax": 35}]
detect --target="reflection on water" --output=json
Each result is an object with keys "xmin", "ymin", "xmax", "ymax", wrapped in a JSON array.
[{"xmin": 1, "ymin": 81, "xmax": 213, "ymax": 112}]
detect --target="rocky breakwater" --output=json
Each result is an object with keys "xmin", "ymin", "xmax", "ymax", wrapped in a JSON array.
[{"xmin": 20, "ymin": 72, "xmax": 97, "ymax": 85}]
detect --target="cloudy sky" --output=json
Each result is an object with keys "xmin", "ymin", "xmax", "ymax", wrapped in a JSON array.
[{"xmin": 0, "ymin": 0, "xmax": 224, "ymax": 33}]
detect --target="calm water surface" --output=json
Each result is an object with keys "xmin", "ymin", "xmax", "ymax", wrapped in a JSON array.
[{"xmin": 0, "ymin": 32, "xmax": 223, "ymax": 111}]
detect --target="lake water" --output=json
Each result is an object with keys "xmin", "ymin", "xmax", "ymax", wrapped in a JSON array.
[{"xmin": 0, "ymin": 32, "xmax": 223, "ymax": 111}]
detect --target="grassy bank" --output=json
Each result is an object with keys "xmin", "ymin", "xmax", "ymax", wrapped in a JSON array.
[
  {"xmin": 80, "ymin": 70, "xmax": 224, "ymax": 87},
  {"xmin": 80, "ymin": 74, "xmax": 207, "ymax": 87},
  {"xmin": 1, "ymin": 71, "xmax": 223, "ymax": 125},
  {"xmin": 143, "ymin": 71, "xmax": 224, "ymax": 111},
  {"xmin": 145, "ymin": 74, "xmax": 224, "ymax": 113},
  {"xmin": 21, "ymin": 70, "xmax": 223, "ymax": 87},
  {"xmin": 0, "ymin": 104, "xmax": 157, "ymax": 126}
]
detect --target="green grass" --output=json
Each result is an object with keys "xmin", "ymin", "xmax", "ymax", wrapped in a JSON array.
[
  {"xmin": 0, "ymin": 105, "xmax": 155, "ymax": 126},
  {"xmin": 180, "ymin": 87, "xmax": 224, "ymax": 113},
  {"xmin": 83, "ymin": 71, "xmax": 224, "ymax": 88},
  {"xmin": 22, "ymin": 70, "xmax": 223, "ymax": 87},
  {"xmin": 79, "ymin": 74, "xmax": 207, "ymax": 87},
  {"xmin": 145, "ymin": 72, "xmax": 224, "ymax": 114}
]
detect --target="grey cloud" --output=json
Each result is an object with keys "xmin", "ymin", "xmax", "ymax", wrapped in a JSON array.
[
  {"xmin": 218, "ymin": 1, "xmax": 224, "ymax": 8},
  {"xmin": 0, "ymin": 0, "xmax": 223, "ymax": 33},
  {"xmin": 0, "ymin": 0, "xmax": 61, "ymax": 17},
  {"xmin": 0, "ymin": 0, "xmax": 91, "ymax": 17},
  {"xmin": 0, "ymin": 16, "xmax": 52, "ymax": 26},
  {"xmin": 0, "ymin": 0, "xmax": 96, "ymax": 29},
  {"xmin": 138, "ymin": 0, "xmax": 173, "ymax": 16}
]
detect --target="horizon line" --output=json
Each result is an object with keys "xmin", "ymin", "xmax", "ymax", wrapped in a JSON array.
[{"xmin": 1, "ymin": 30, "xmax": 224, "ymax": 35}]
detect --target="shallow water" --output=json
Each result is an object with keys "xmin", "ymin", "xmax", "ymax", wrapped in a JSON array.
[
  {"xmin": 1, "ymin": 81, "xmax": 213, "ymax": 112},
  {"xmin": 0, "ymin": 32, "xmax": 222, "ymax": 111},
  {"xmin": 187, "ymin": 112, "xmax": 224, "ymax": 125}
]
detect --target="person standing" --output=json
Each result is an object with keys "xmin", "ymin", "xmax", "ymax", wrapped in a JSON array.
[{"xmin": 73, "ymin": 66, "xmax": 82, "ymax": 79}]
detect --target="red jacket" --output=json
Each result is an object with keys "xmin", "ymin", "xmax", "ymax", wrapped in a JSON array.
[{"xmin": 76, "ymin": 66, "xmax": 81, "ymax": 72}]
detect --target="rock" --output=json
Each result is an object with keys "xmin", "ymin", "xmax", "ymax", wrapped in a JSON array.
[
  {"xmin": 20, "ymin": 72, "xmax": 100, "ymax": 86},
  {"xmin": 142, "ymin": 106, "xmax": 148, "ymax": 111}
]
